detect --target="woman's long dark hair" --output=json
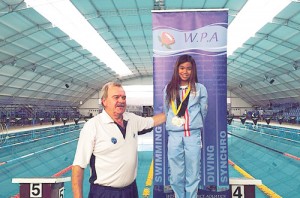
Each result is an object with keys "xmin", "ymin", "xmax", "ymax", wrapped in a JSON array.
[{"xmin": 166, "ymin": 54, "xmax": 198, "ymax": 105}]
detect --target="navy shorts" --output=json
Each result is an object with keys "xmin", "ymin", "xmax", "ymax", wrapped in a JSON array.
[{"xmin": 88, "ymin": 180, "xmax": 138, "ymax": 198}]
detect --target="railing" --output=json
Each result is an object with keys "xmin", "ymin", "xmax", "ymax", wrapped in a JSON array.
[{"xmin": 0, "ymin": 122, "xmax": 8, "ymax": 145}]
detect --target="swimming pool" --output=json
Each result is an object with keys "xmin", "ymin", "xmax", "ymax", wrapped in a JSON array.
[
  {"xmin": 1, "ymin": 120, "xmax": 299, "ymax": 198},
  {"xmin": 0, "ymin": 123, "xmax": 154, "ymax": 198},
  {"xmin": 228, "ymin": 120, "xmax": 300, "ymax": 198}
]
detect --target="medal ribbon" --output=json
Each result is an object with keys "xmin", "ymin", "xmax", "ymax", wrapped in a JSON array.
[{"xmin": 171, "ymin": 85, "xmax": 191, "ymax": 116}]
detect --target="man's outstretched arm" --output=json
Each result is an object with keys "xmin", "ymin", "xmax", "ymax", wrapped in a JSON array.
[{"xmin": 152, "ymin": 112, "xmax": 166, "ymax": 127}]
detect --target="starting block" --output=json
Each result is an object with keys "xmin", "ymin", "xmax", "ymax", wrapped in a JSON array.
[
  {"xmin": 230, "ymin": 178, "xmax": 262, "ymax": 198},
  {"xmin": 12, "ymin": 177, "xmax": 70, "ymax": 198}
]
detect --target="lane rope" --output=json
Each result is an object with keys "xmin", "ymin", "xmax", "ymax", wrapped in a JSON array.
[{"xmin": 228, "ymin": 131, "xmax": 300, "ymax": 161}]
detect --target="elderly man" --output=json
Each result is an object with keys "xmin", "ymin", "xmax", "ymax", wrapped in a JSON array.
[{"xmin": 72, "ymin": 82, "xmax": 165, "ymax": 198}]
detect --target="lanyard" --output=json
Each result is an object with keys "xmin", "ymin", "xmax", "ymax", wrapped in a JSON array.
[{"xmin": 171, "ymin": 85, "xmax": 191, "ymax": 116}]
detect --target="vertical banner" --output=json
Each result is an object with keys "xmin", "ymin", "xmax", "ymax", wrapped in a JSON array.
[{"xmin": 152, "ymin": 10, "xmax": 229, "ymax": 197}]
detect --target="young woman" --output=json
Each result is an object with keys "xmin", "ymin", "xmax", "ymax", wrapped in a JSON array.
[{"xmin": 163, "ymin": 54, "xmax": 208, "ymax": 198}]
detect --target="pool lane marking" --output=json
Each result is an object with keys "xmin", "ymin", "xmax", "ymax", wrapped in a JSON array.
[
  {"xmin": 0, "ymin": 138, "xmax": 78, "ymax": 166},
  {"xmin": 143, "ymin": 158, "xmax": 282, "ymax": 198},
  {"xmin": 142, "ymin": 159, "xmax": 153, "ymax": 198}
]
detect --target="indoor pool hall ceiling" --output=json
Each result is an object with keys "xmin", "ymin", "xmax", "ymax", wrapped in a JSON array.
[{"xmin": 1, "ymin": 0, "xmax": 300, "ymax": 107}]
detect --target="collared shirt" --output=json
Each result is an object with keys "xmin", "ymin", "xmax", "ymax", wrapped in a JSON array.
[
  {"xmin": 163, "ymin": 83, "xmax": 208, "ymax": 132},
  {"xmin": 73, "ymin": 110, "xmax": 154, "ymax": 187}
]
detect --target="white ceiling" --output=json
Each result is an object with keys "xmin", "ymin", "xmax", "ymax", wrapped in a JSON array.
[{"xmin": 1, "ymin": 0, "xmax": 300, "ymax": 108}]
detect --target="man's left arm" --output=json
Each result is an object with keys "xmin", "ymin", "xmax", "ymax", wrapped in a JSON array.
[
  {"xmin": 152, "ymin": 112, "xmax": 166, "ymax": 127},
  {"xmin": 134, "ymin": 112, "xmax": 165, "ymax": 134}
]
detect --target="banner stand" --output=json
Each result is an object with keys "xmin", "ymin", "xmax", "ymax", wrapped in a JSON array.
[
  {"xmin": 12, "ymin": 177, "xmax": 70, "ymax": 198},
  {"xmin": 152, "ymin": 9, "xmax": 230, "ymax": 197}
]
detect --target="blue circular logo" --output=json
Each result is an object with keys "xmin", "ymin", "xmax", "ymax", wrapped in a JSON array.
[{"xmin": 111, "ymin": 137, "xmax": 117, "ymax": 144}]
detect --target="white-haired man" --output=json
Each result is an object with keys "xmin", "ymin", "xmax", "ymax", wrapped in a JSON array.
[{"xmin": 72, "ymin": 82, "xmax": 165, "ymax": 198}]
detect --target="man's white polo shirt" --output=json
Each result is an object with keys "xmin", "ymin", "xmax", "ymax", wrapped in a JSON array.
[{"xmin": 73, "ymin": 110, "xmax": 154, "ymax": 187}]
